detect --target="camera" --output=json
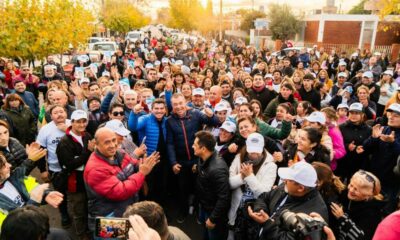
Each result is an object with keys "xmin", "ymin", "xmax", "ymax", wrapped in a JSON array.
[{"xmin": 281, "ymin": 210, "xmax": 327, "ymax": 240}]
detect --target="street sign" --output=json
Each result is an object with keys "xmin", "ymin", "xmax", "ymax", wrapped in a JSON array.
[{"xmin": 254, "ymin": 19, "xmax": 268, "ymax": 30}]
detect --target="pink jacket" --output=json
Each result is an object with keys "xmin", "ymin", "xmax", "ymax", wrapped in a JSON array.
[{"xmin": 328, "ymin": 125, "xmax": 346, "ymax": 170}]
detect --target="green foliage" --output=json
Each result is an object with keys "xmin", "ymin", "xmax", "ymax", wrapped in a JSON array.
[
  {"xmin": 0, "ymin": 0, "xmax": 95, "ymax": 61},
  {"xmin": 268, "ymin": 3, "xmax": 302, "ymax": 41},
  {"xmin": 239, "ymin": 10, "xmax": 267, "ymax": 33},
  {"xmin": 348, "ymin": 0, "xmax": 371, "ymax": 14},
  {"xmin": 101, "ymin": 0, "xmax": 151, "ymax": 34}
]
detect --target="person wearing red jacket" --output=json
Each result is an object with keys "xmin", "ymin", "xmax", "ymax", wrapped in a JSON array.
[{"xmin": 84, "ymin": 127, "xmax": 160, "ymax": 232}]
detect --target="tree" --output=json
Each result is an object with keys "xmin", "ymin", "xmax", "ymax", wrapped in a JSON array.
[
  {"xmin": 267, "ymin": 3, "xmax": 302, "ymax": 41},
  {"xmin": 0, "ymin": 0, "xmax": 94, "ymax": 61},
  {"xmin": 168, "ymin": 0, "xmax": 217, "ymax": 33},
  {"xmin": 100, "ymin": 0, "xmax": 151, "ymax": 34},
  {"xmin": 348, "ymin": 0, "xmax": 372, "ymax": 14},
  {"xmin": 375, "ymin": 0, "xmax": 400, "ymax": 18},
  {"xmin": 157, "ymin": 7, "xmax": 172, "ymax": 26},
  {"xmin": 239, "ymin": 10, "xmax": 267, "ymax": 33}
]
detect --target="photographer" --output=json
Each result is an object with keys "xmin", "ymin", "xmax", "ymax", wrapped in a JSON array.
[{"xmin": 248, "ymin": 161, "xmax": 328, "ymax": 240}]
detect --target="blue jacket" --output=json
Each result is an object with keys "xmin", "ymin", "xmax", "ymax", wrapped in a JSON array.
[
  {"xmin": 128, "ymin": 112, "xmax": 167, "ymax": 155},
  {"xmin": 166, "ymin": 109, "xmax": 220, "ymax": 167},
  {"xmin": 16, "ymin": 91, "xmax": 39, "ymax": 118}
]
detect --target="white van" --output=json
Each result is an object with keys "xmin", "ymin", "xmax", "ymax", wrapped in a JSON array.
[{"xmin": 126, "ymin": 31, "xmax": 144, "ymax": 44}]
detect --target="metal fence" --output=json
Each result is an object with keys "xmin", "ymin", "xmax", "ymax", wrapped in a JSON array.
[{"xmin": 303, "ymin": 43, "xmax": 393, "ymax": 56}]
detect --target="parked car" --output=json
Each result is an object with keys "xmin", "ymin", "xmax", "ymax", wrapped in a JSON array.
[
  {"xmin": 91, "ymin": 41, "xmax": 118, "ymax": 56},
  {"xmin": 126, "ymin": 31, "xmax": 144, "ymax": 44},
  {"xmin": 88, "ymin": 37, "xmax": 105, "ymax": 51}
]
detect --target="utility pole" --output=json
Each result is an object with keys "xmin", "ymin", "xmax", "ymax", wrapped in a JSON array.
[{"xmin": 219, "ymin": 0, "xmax": 222, "ymax": 41}]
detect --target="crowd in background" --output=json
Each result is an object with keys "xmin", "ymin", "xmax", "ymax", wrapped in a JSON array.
[{"xmin": 0, "ymin": 32, "xmax": 400, "ymax": 240}]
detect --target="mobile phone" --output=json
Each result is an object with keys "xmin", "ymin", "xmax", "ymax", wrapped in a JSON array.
[
  {"xmin": 141, "ymin": 136, "xmax": 147, "ymax": 145},
  {"xmin": 94, "ymin": 217, "xmax": 130, "ymax": 239}
]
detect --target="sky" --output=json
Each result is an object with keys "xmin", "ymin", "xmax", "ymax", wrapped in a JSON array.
[{"xmin": 150, "ymin": 0, "xmax": 362, "ymax": 14}]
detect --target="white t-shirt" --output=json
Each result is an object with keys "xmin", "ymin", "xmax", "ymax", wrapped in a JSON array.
[
  {"xmin": 0, "ymin": 182, "xmax": 25, "ymax": 207},
  {"xmin": 36, "ymin": 120, "xmax": 71, "ymax": 172}
]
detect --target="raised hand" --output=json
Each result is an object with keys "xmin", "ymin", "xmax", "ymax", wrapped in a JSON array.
[
  {"xmin": 26, "ymin": 143, "xmax": 47, "ymax": 161},
  {"xmin": 372, "ymin": 124, "xmax": 383, "ymax": 138},
  {"xmin": 139, "ymin": 152, "xmax": 160, "ymax": 176}
]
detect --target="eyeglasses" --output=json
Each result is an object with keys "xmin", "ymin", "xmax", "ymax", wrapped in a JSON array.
[
  {"xmin": 358, "ymin": 170, "xmax": 376, "ymax": 192},
  {"xmin": 112, "ymin": 111, "xmax": 125, "ymax": 116}
]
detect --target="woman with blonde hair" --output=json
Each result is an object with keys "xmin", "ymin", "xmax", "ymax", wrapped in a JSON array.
[
  {"xmin": 317, "ymin": 69, "xmax": 334, "ymax": 91},
  {"xmin": 332, "ymin": 170, "xmax": 385, "ymax": 240},
  {"xmin": 353, "ymin": 85, "xmax": 377, "ymax": 120}
]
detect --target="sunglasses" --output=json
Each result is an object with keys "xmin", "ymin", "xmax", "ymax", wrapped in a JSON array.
[
  {"xmin": 112, "ymin": 111, "xmax": 125, "ymax": 116},
  {"xmin": 358, "ymin": 170, "xmax": 376, "ymax": 192}
]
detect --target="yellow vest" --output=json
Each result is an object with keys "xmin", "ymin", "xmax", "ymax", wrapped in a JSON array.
[{"xmin": 0, "ymin": 176, "xmax": 38, "ymax": 227}]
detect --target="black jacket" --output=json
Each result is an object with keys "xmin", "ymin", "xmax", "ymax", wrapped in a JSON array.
[
  {"xmin": 298, "ymin": 87, "xmax": 321, "ymax": 110},
  {"xmin": 196, "ymin": 151, "xmax": 230, "ymax": 224},
  {"xmin": 56, "ymin": 127, "xmax": 93, "ymax": 193},
  {"xmin": 337, "ymin": 121, "xmax": 371, "ymax": 180},
  {"xmin": 254, "ymin": 184, "xmax": 328, "ymax": 240},
  {"xmin": 0, "ymin": 137, "xmax": 41, "ymax": 175},
  {"xmin": 247, "ymin": 87, "xmax": 277, "ymax": 112},
  {"xmin": 337, "ymin": 192, "xmax": 385, "ymax": 240}
]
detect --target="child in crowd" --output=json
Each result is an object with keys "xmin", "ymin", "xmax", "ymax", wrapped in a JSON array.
[{"xmin": 336, "ymin": 103, "xmax": 349, "ymax": 125}]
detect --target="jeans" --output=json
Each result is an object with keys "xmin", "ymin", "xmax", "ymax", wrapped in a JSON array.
[{"xmin": 199, "ymin": 208, "xmax": 228, "ymax": 240}]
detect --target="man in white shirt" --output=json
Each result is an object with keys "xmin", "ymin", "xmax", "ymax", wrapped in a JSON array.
[{"xmin": 36, "ymin": 105, "xmax": 71, "ymax": 227}]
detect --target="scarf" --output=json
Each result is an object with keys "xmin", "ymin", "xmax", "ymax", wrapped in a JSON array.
[{"xmin": 252, "ymin": 84, "xmax": 266, "ymax": 93}]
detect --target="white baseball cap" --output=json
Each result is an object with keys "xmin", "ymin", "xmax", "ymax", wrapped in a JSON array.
[
  {"xmin": 337, "ymin": 72, "xmax": 347, "ymax": 78},
  {"xmin": 305, "ymin": 111, "xmax": 326, "ymax": 125},
  {"xmin": 351, "ymin": 52, "xmax": 358, "ymax": 57},
  {"xmin": 214, "ymin": 102, "xmax": 229, "ymax": 112},
  {"xmin": 246, "ymin": 133, "xmax": 264, "ymax": 154},
  {"xmin": 337, "ymin": 103, "xmax": 349, "ymax": 110},
  {"xmin": 278, "ymin": 161, "xmax": 317, "ymax": 187},
  {"xmin": 374, "ymin": 52, "xmax": 381, "ymax": 56},
  {"xmin": 161, "ymin": 58, "xmax": 169, "ymax": 63},
  {"xmin": 338, "ymin": 61, "xmax": 347, "ymax": 66},
  {"xmin": 79, "ymin": 78, "xmax": 90, "ymax": 85},
  {"xmin": 362, "ymin": 71, "xmax": 373, "ymax": 79},
  {"xmin": 102, "ymin": 71, "xmax": 110, "ymax": 77},
  {"xmin": 387, "ymin": 103, "xmax": 400, "ymax": 115},
  {"xmin": 383, "ymin": 70, "xmax": 394, "ymax": 77},
  {"xmin": 192, "ymin": 88, "xmax": 205, "ymax": 96},
  {"xmin": 264, "ymin": 73, "xmax": 274, "ymax": 79},
  {"xmin": 220, "ymin": 121, "xmax": 236, "ymax": 133},
  {"xmin": 234, "ymin": 96, "xmax": 248, "ymax": 105},
  {"xmin": 154, "ymin": 60, "xmax": 161, "ymax": 66},
  {"xmin": 349, "ymin": 102, "xmax": 363, "ymax": 112},
  {"xmin": 105, "ymin": 119, "xmax": 130, "ymax": 137},
  {"xmin": 145, "ymin": 63, "xmax": 154, "ymax": 69},
  {"xmin": 181, "ymin": 65, "xmax": 190, "ymax": 75},
  {"xmin": 71, "ymin": 110, "xmax": 88, "ymax": 121},
  {"xmin": 175, "ymin": 60, "xmax": 183, "ymax": 66}
]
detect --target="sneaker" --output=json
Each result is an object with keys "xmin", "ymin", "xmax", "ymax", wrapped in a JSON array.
[{"xmin": 61, "ymin": 215, "xmax": 72, "ymax": 228}]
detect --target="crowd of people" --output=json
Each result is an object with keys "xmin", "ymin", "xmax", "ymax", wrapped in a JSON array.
[{"xmin": 0, "ymin": 32, "xmax": 400, "ymax": 240}]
